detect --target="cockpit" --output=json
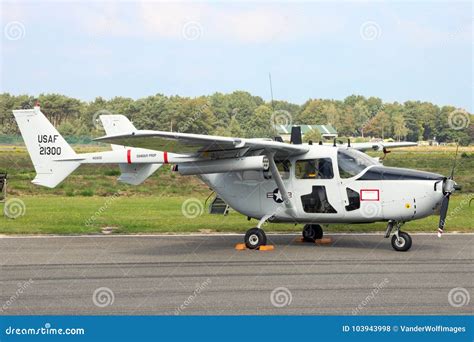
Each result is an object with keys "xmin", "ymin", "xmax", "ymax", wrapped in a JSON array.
[
  {"xmin": 272, "ymin": 147, "xmax": 377, "ymax": 181},
  {"xmin": 337, "ymin": 148, "xmax": 378, "ymax": 178}
]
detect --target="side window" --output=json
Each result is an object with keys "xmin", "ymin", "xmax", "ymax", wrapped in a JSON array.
[
  {"xmin": 345, "ymin": 188, "xmax": 360, "ymax": 211},
  {"xmin": 301, "ymin": 186, "xmax": 337, "ymax": 213},
  {"xmin": 275, "ymin": 160, "xmax": 291, "ymax": 179},
  {"xmin": 295, "ymin": 158, "xmax": 333, "ymax": 179}
]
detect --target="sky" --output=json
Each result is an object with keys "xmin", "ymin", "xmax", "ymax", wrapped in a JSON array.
[{"xmin": 0, "ymin": 1, "xmax": 472, "ymax": 111}]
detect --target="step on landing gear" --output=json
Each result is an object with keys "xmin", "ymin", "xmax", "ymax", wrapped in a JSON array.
[{"xmin": 386, "ymin": 221, "xmax": 412, "ymax": 252}]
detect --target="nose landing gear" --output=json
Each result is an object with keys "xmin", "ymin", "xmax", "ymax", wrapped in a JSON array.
[
  {"xmin": 391, "ymin": 231, "xmax": 412, "ymax": 251},
  {"xmin": 386, "ymin": 221, "xmax": 412, "ymax": 252}
]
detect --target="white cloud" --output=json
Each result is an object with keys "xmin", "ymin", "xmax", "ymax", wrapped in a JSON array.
[{"xmin": 74, "ymin": 2, "xmax": 344, "ymax": 43}]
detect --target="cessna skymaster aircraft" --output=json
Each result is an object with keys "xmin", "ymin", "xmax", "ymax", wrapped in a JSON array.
[{"xmin": 13, "ymin": 105, "xmax": 460, "ymax": 252}]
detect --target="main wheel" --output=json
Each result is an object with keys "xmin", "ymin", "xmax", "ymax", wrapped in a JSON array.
[
  {"xmin": 391, "ymin": 231, "xmax": 412, "ymax": 252},
  {"xmin": 302, "ymin": 224, "xmax": 323, "ymax": 242},
  {"xmin": 244, "ymin": 228, "xmax": 267, "ymax": 249}
]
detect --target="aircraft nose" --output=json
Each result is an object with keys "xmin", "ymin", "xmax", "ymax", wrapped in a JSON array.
[{"xmin": 442, "ymin": 178, "xmax": 461, "ymax": 193}]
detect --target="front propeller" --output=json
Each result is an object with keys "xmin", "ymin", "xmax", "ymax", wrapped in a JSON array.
[
  {"xmin": 438, "ymin": 187, "xmax": 451, "ymax": 237},
  {"xmin": 437, "ymin": 145, "xmax": 461, "ymax": 237}
]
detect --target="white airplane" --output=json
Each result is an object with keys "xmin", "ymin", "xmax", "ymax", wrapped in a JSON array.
[{"xmin": 13, "ymin": 105, "xmax": 460, "ymax": 252}]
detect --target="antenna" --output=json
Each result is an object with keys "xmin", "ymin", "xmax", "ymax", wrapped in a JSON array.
[{"xmin": 268, "ymin": 73, "xmax": 274, "ymax": 110}]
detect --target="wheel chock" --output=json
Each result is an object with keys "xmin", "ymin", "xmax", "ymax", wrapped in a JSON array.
[
  {"xmin": 315, "ymin": 237, "xmax": 333, "ymax": 245},
  {"xmin": 234, "ymin": 243, "xmax": 275, "ymax": 251},
  {"xmin": 235, "ymin": 243, "xmax": 247, "ymax": 250}
]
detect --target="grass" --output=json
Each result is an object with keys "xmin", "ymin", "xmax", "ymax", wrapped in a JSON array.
[{"xmin": 0, "ymin": 195, "xmax": 472, "ymax": 235}]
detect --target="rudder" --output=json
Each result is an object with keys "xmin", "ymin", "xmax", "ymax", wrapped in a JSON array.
[{"xmin": 13, "ymin": 106, "xmax": 79, "ymax": 188}]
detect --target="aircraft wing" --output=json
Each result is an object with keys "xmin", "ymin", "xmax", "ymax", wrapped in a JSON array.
[
  {"xmin": 351, "ymin": 141, "xmax": 417, "ymax": 151},
  {"xmin": 95, "ymin": 131, "xmax": 309, "ymax": 158}
]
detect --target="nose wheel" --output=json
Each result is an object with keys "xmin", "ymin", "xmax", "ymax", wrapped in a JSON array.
[
  {"xmin": 244, "ymin": 228, "xmax": 267, "ymax": 249},
  {"xmin": 391, "ymin": 231, "xmax": 412, "ymax": 252}
]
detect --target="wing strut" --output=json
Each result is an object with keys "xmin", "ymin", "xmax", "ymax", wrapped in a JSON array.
[{"xmin": 267, "ymin": 152, "xmax": 296, "ymax": 217}]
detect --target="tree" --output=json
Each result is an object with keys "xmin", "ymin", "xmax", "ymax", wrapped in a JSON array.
[
  {"xmin": 298, "ymin": 99, "xmax": 327, "ymax": 125},
  {"xmin": 353, "ymin": 101, "xmax": 370, "ymax": 137},
  {"xmin": 365, "ymin": 111, "xmax": 390, "ymax": 139},
  {"xmin": 246, "ymin": 105, "xmax": 275, "ymax": 138},
  {"xmin": 303, "ymin": 128, "xmax": 322, "ymax": 143},
  {"xmin": 0, "ymin": 92, "xmax": 470, "ymax": 144},
  {"xmin": 393, "ymin": 114, "xmax": 408, "ymax": 141}
]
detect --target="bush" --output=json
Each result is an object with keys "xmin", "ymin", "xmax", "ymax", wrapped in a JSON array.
[{"xmin": 79, "ymin": 189, "xmax": 94, "ymax": 196}]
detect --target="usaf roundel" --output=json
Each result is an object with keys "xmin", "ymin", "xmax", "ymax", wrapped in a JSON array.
[{"xmin": 272, "ymin": 188, "xmax": 284, "ymax": 203}]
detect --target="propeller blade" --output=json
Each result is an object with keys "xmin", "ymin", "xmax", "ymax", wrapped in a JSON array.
[
  {"xmin": 438, "ymin": 194, "xmax": 450, "ymax": 237},
  {"xmin": 450, "ymin": 143, "xmax": 460, "ymax": 179}
]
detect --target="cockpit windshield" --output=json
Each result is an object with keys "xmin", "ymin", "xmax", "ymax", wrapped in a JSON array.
[{"xmin": 337, "ymin": 148, "xmax": 377, "ymax": 178}]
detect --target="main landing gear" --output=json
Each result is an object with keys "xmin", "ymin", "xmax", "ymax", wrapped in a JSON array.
[
  {"xmin": 385, "ymin": 220, "xmax": 412, "ymax": 252},
  {"xmin": 244, "ymin": 214, "xmax": 272, "ymax": 249},
  {"xmin": 302, "ymin": 224, "xmax": 323, "ymax": 242},
  {"xmin": 244, "ymin": 228, "xmax": 267, "ymax": 249}
]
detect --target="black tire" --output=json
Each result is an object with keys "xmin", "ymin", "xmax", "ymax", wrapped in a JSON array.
[
  {"xmin": 391, "ymin": 231, "xmax": 412, "ymax": 252},
  {"xmin": 302, "ymin": 224, "xmax": 323, "ymax": 242},
  {"xmin": 245, "ymin": 228, "xmax": 267, "ymax": 249}
]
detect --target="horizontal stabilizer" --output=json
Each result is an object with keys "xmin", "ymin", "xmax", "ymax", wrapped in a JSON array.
[{"xmin": 117, "ymin": 163, "xmax": 162, "ymax": 185}]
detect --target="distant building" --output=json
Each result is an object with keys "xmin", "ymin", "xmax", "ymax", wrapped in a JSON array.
[{"xmin": 276, "ymin": 124, "xmax": 338, "ymax": 142}]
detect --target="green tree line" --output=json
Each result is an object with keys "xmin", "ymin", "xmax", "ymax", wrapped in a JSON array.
[{"xmin": 0, "ymin": 92, "xmax": 472, "ymax": 144}]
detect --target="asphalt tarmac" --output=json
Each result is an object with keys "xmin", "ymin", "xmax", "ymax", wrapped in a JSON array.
[{"xmin": 0, "ymin": 233, "xmax": 472, "ymax": 315}]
